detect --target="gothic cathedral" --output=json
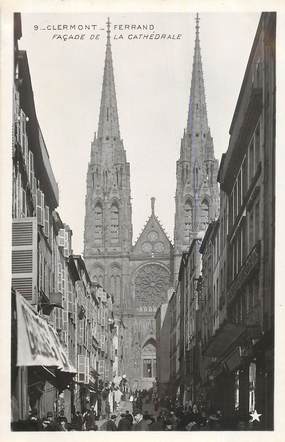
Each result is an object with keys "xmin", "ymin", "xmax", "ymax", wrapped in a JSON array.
[{"xmin": 84, "ymin": 16, "xmax": 219, "ymax": 390}]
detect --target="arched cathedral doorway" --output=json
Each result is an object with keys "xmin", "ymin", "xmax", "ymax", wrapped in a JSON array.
[{"xmin": 141, "ymin": 338, "xmax": 156, "ymax": 390}]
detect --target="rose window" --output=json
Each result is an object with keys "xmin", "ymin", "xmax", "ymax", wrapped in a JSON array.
[{"xmin": 135, "ymin": 264, "xmax": 170, "ymax": 307}]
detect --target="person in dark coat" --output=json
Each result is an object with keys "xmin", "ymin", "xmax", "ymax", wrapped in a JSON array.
[
  {"xmin": 133, "ymin": 413, "xmax": 151, "ymax": 431},
  {"xmin": 71, "ymin": 411, "xmax": 83, "ymax": 431},
  {"xmin": 42, "ymin": 412, "xmax": 59, "ymax": 431},
  {"xmin": 25, "ymin": 409, "xmax": 42, "ymax": 431},
  {"xmin": 125, "ymin": 410, "xmax": 133, "ymax": 426},
  {"xmin": 149, "ymin": 415, "xmax": 165, "ymax": 431},
  {"xmin": 106, "ymin": 415, "xmax": 117, "ymax": 431},
  {"xmin": 118, "ymin": 413, "xmax": 132, "ymax": 431},
  {"xmin": 84, "ymin": 408, "xmax": 96, "ymax": 430}
]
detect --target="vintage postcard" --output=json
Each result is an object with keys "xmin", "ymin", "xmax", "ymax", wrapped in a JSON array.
[{"xmin": 0, "ymin": 0, "xmax": 284, "ymax": 440}]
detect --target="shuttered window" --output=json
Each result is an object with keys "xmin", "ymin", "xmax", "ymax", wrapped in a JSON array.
[
  {"xmin": 28, "ymin": 151, "xmax": 34, "ymax": 186},
  {"xmin": 78, "ymin": 354, "xmax": 86, "ymax": 383},
  {"xmin": 44, "ymin": 206, "xmax": 49, "ymax": 238},
  {"xmin": 57, "ymin": 228, "xmax": 65, "ymax": 247},
  {"xmin": 77, "ymin": 355, "xmax": 89, "ymax": 384},
  {"xmin": 12, "ymin": 218, "xmax": 37, "ymax": 304},
  {"xmin": 58, "ymin": 262, "xmax": 62, "ymax": 293},
  {"xmin": 63, "ymin": 230, "xmax": 69, "ymax": 258},
  {"xmin": 36, "ymin": 189, "xmax": 44, "ymax": 226}
]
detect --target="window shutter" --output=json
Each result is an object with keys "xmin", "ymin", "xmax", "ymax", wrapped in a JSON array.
[
  {"xmin": 62, "ymin": 264, "xmax": 65, "ymax": 296},
  {"xmin": 59, "ymin": 308, "xmax": 63, "ymax": 330},
  {"xmin": 63, "ymin": 280, "xmax": 68, "ymax": 310},
  {"xmin": 58, "ymin": 262, "xmax": 62, "ymax": 293},
  {"xmin": 68, "ymin": 281, "xmax": 74, "ymax": 317},
  {"xmin": 20, "ymin": 109, "xmax": 25, "ymax": 154},
  {"xmin": 12, "ymin": 217, "xmax": 37, "ymax": 304},
  {"xmin": 31, "ymin": 177, "xmax": 37, "ymax": 209},
  {"xmin": 85, "ymin": 356, "xmax": 90, "ymax": 383},
  {"xmin": 21, "ymin": 189, "xmax": 26, "ymax": 217},
  {"xmin": 36, "ymin": 189, "xmax": 44, "ymax": 226},
  {"xmin": 63, "ymin": 230, "xmax": 69, "ymax": 258},
  {"xmin": 61, "ymin": 330, "xmax": 67, "ymax": 347},
  {"xmin": 77, "ymin": 354, "xmax": 86, "ymax": 383},
  {"xmin": 54, "ymin": 307, "xmax": 59, "ymax": 330},
  {"xmin": 57, "ymin": 228, "xmax": 65, "ymax": 247},
  {"xmin": 44, "ymin": 206, "xmax": 49, "ymax": 238},
  {"xmin": 79, "ymin": 320, "xmax": 83, "ymax": 345},
  {"xmin": 15, "ymin": 173, "xmax": 20, "ymax": 218},
  {"xmin": 98, "ymin": 359, "xmax": 104, "ymax": 375},
  {"xmin": 28, "ymin": 150, "xmax": 34, "ymax": 185},
  {"xmin": 63, "ymin": 310, "xmax": 68, "ymax": 332}
]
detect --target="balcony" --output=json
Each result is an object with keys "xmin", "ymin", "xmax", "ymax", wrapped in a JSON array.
[{"xmin": 40, "ymin": 291, "xmax": 63, "ymax": 315}]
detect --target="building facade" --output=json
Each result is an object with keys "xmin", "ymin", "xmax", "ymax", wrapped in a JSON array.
[
  {"xmin": 84, "ymin": 15, "xmax": 219, "ymax": 391},
  {"xmin": 172, "ymin": 12, "xmax": 275, "ymax": 430},
  {"xmin": 84, "ymin": 19, "xmax": 174, "ymax": 390},
  {"xmin": 11, "ymin": 14, "xmax": 118, "ymax": 426},
  {"xmin": 214, "ymin": 12, "xmax": 275, "ymax": 428}
]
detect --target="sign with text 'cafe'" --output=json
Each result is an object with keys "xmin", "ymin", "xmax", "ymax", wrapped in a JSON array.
[{"xmin": 16, "ymin": 292, "xmax": 76, "ymax": 373}]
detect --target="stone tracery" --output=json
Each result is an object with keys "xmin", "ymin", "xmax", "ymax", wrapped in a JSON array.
[{"xmin": 135, "ymin": 264, "xmax": 170, "ymax": 307}]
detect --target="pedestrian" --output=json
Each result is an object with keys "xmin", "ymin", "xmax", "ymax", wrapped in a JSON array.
[
  {"xmin": 42, "ymin": 412, "xmax": 59, "ymax": 431},
  {"xmin": 149, "ymin": 415, "xmax": 165, "ymax": 431},
  {"xmin": 118, "ymin": 412, "xmax": 132, "ymax": 430},
  {"xmin": 106, "ymin": 414, "xmax": 118, "ymax": 431},
  {"xmin": 125, "ymin": 410, "xmax": 133, "ymax": 426},
  {"xmin": 71, "ymin": 411, "xmax": 83, "ymax": 430},
  {"xmin": 133, "ymin": 413, "xmax": 151, "ymax": 430},
  {"xmin": 169, "ymin": 410, "xmax": 178, "ymax": 430},
  {"xmin": 58, "ymin": 418, "xmax": 69, "ymax": 431},
  {"xmin": 84, "ymin": 408, "xmax": 97, "ymax": 430},
  {"xmin": 26, "ymin": 408, "xmax": 42, "ymax": 431}
]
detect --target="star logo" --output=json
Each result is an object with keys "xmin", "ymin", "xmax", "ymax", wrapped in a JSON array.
[{"xmin": 249, "ymin": 410, "xmax": 262, "ymax": 423}]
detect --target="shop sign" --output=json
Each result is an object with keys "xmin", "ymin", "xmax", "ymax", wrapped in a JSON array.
[{"xmin": 16, "ymin": 291, "xmax": 75, "ymax": 372}]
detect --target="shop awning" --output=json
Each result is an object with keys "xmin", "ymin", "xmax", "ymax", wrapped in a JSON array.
[
  {"xmin": 16, "ymin": 291, "xmax": 76, "ymax": 373},
  {"xmin": 203, "ymin": 323, "xmax": 245, "ymax": 358}
]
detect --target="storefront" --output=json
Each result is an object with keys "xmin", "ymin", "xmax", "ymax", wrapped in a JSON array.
[
  {"xmin": 203, "ymin": 321, "xmax": 263, "ymax": 420},
  {"xmin": 11, "ymin": 290, "xmax": 76, "ymax": 425}
]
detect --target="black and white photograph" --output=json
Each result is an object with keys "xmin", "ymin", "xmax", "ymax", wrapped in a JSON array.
[{"xmin": 3, "ymin": 3, "xmax": 279, "ymax": 435}]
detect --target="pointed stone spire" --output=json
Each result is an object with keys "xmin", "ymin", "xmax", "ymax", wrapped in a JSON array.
[
  {"xmin": 151, "ymin": 197, "xmax": 155, "ymax": 215},
  {"xmin": 174, "ymin": 13, "xmax": 220, "ymax": 282},
  {"xmin": 97, "ymin": 17, "xmax": 120, "ymax": 140},
  {"xmin": 187, "ymin": 13, "xmax": 208, "ymax": 135}
]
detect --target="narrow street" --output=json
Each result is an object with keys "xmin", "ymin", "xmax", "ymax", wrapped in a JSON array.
[
  {"xmin": 98, "ymin": 399, "xmax": 133, "ymax": 430},
  {"xmin": 10, "ymin": 11, "xmax": 275, "ymax": 433}
]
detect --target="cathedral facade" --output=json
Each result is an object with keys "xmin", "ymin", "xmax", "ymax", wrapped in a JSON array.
[{"xmin": 84, "ymin": 16, "xmax": 219, "ymax": 390}]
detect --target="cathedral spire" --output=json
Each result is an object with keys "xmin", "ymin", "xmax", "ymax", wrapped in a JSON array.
[
  {"xmin": 97, "ymin": 17, "xmax": 120, "ymax": 140},
  {"xmin": 187, "ymin": 13, "xmax": 208, "ymax": 135},
  {"xmin": 151, "ymin": 197, "xmax": 155, "ymax": 215},
  {"xmin": 174, "ymin": 13, "xmax": 220, "ymax": 281}
]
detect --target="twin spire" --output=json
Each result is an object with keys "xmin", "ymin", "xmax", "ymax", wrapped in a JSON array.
[
  {"xmin": 97, "ymin": 17, "xmax": 120, "ymax": 141},
  {"xmin": 187, "ymin": 13, "xmax": 209, "ymax": 135},
  {"xmin": 97, "ymin": 14, "xmax": 209, "ymax": 146}
]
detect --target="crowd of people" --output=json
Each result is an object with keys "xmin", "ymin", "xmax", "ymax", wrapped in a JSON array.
[
  {"xmin": 11, "ymin": 389, "xmax": 260, "ymax": 431},
  {"xmin": 11, "ymin": 408, "xmax": 99, "ymax": 431}
]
